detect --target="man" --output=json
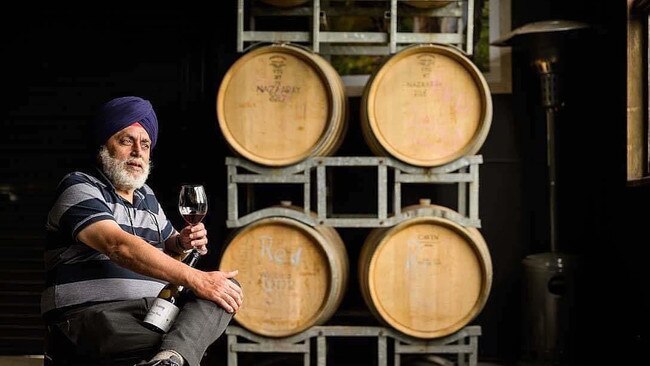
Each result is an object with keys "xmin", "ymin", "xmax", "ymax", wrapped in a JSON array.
[{"xmin": 41, "ymin": 96, "xmax": 243, "ymax": 366}]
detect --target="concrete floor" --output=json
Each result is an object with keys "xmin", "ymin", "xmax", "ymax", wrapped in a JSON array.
[
  {"xmin": 0, "ymin": 356, "xmax": 43, "ymax": 366},
  {"xmin": 0, "ymin": 355, "xmax": 512, "ymax": 366}
]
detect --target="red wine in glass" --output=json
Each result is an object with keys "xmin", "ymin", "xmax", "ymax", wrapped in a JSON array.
[
  {"xmin": 182, "ymin": 213, "xmax": 205, "ymax": 225},
  {"xmin": 178, "ymin": 185, "xmax": 208, "ymax": 227}
]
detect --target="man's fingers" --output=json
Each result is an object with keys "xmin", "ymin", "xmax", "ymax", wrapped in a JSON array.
[
  {"xmin": 217, "ymin": 290, "xmax": 239, "ymax": 313},
  {"xmin": 228, "ymin": 280, "xmax": 243, "ymax": 296},
  {"xmin": 216, "ymin": 298, "xmax": 234, "ymax": 314},
  {"xmin": 225, "ymin": 293, "xmax": 240, "ymax": 311},
  {"xmin": 195, "ymin": 245, "xmax": 208, "ymax": 255},
  {"xmin": 189, "ymin": 235, "xmax": 208, "ymax": 244},
  {"xmin": 224, "ymin": 270, "xmax": 239, "ymax": 278},
  {"xmin": 227, "ymin": 287, "xmax": 243, "ymax": 306},
  {"xmin": 189, "ymin": 223, "xmax": 205, "ymax": 232},
  {"xmin": 189, "ymin": 229, "xmax": 207, "ymax": 239}
]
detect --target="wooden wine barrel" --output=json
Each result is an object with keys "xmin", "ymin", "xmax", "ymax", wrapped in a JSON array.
[
  {"xmin": 404, "ymin": 0, "xmax": 453, "ymax": 9},
  {"xmin": 258, "ymin": 0, "xmax": 310, "ymax": 7},
  {"xmin": 361, "ymin": 43, "xmax": 492, "ymax": 167},
  {"xmin": 217, "ymin": 43, "xmax": 347, "ymax": 166},
  {"xmin": 358, "ymin": 201, "xmax": 492, "ymax": 339},
  {"xmin": 219, "ymin": 215, "xmax": 348, "ymax": 337}
]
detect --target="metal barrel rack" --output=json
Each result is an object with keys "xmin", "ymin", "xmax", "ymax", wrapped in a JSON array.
[
  {"xmin": 226, "ymin": 155, "xmax": 482, "ymax": 229},
  {"xmin": 225, "ymin": 2, "xmax": 485, "ymax": 364},
  {"xmin": 227, "ymin": 325, "xmax": 482, "ymax": 366},
  {"xmin": 224, "ymin": 155, "xmax": 484, "ymax": 365},
  {"xmin": 238, "ymin": 0, "xmax": 475, "ymax": 56}
]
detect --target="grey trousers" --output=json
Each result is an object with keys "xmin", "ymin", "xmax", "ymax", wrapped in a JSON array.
[{"xmin": 46, "ymin": 296, "xmax": 233, "ymax": 366}]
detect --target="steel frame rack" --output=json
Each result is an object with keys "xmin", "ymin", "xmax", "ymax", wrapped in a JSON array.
[
  {"xmin": 226, "ymin": 325, "xmax": 481, "ymax": 366},
  {"xmin": 226, "ymin": 155, "xmax": 482, "ymax": 229},
  {"xmin": 237, "ymin": 0, "xmax": 475, "ymax": 55},
  {"xmin": 228, "ymin": 3, "xmax": 485, "ymax": 365},
  {"xmin": 224, "ymin": 155, "xmax": 484, "ymax": 364}
]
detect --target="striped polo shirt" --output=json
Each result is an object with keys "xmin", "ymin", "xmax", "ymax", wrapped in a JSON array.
[{"xmin": 41, "ymin": 167, "xmax": 176, "ymax": 315}]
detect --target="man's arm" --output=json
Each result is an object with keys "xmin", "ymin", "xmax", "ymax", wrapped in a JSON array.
[{"xmin": 77, "ymin": 220, "xmax": 243, "ymax": 313}]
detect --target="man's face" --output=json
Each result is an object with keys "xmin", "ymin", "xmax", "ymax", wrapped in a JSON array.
[{"xmin": 99, "ymin": 124, "xmax": 152, "ymax": 191}]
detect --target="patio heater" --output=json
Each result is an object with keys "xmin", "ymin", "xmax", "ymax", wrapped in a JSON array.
[{"xmin": 492, "ymin": 20, "xmax": 589, "ymax": 365}]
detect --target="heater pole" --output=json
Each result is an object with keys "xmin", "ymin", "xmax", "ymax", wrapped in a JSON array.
[
  {"xmin": 545, "ymin": 107, "xmax": 558, "ymax": 253},
  {"xmin": 539, "ymin": 70, "xmax": 560, "ymax": 254}
]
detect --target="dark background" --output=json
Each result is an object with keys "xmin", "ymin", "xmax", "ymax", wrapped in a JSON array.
[{"xmin": 0, "ymin": 1, "xmax": 645, "ymax": 365}]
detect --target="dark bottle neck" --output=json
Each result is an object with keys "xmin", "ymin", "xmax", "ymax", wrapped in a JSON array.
[{"xmin": 182, "ymin": 249, "xmax": 201, "ymax": 267}]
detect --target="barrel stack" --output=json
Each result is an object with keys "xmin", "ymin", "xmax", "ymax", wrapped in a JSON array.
[{"xmin": 217, "ymin": 0, "xmax": 493, "ymax": 360}]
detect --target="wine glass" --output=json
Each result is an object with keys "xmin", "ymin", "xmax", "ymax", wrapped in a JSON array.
[
  {"xmin": 178, "ymin": 184, "xmax": 208, "ymax": 227},
  {"xmin": 178, "ymin": 185, "xmax": 207, "ymax": 255}
]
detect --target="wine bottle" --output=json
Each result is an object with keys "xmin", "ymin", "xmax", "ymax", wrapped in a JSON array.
[{"xmin": 143, "ymin": 249, "xmax": 200, "ymax": 333}]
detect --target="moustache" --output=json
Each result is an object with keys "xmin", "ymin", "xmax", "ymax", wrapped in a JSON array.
[{"xmin": 124, "ymin": 158, "xmax": 147, "ymax": 168}]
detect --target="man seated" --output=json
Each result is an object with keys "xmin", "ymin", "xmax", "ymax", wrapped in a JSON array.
[{"xmin": 41, "ymin": 96, "xmax": 243, "ymax": 366}]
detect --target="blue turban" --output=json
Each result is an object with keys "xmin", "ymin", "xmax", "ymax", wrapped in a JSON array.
[{"xmin": 92, "ymin": 96, "xmax": 158, "ymax": 150}]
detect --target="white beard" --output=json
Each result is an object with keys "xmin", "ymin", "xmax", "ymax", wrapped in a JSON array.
[{"xmin": 98, "ymin": 146, "xmax": 152, "ymax": 191}]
